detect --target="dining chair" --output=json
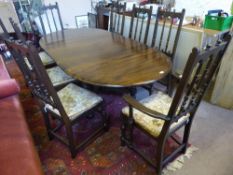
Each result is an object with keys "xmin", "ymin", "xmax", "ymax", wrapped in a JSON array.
[
  {"xmin": 0, "ymin": 18, "xmax": 10, "ymax": 39},
  {"xmin": 121, "ymin": 35, "xmax": 231, "ymax": 175},
  {"xmin": 87, "ymin": 12, "xmax": 97, "ymax": 28},
  {"xmin": 147, "ymin": 8, "xmax": 185, "ymax": 95},
  {"xmin": 6, "ymin": 39, "xmax": 109, "ymax": 158},
  {"xmin": 9, "ymin": 18, "xmax": 56, "ymax": 67},
  {"xmin": 0, "ymin": 18, "xmax": 12, "ymax": 60},
  {"xmin": 109, "ymin": 1, "xmax": 126, "ymax": 35},
  {"xmin": 35, "ymin": 2, "xmax": 64, "ymax": 36},
  {"xmin": 129, "ymin": 4, "xmax": 152, "ymax": 44},
  {"xmin": 7, "ymin": 19, "xmax": 74, "ymax": 89}
]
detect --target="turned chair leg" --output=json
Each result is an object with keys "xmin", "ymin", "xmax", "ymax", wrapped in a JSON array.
[
  {"xmin": 149, "ymin": 84, "xmax": 153, "ymax": 95},
  {"xmin": 156, "ymin": 139, "xmax": 166, "ymax": 175},
  {"xmin": 167, "ymin": 74, "xmax": 173, "ymax": 97},
  {"xmin": 102, "ymin": 110, "xmax": 110, "ymax": 132},
  {"xmin": 182, "ymin": 119, "xmax": 194, "ymax": 153},
  {"xmin": 41, "ymin": 107, "xmax": 53, "ymax": 140},
  {"xmin": 128, "ymin": 117, "xmax": 134, "ymax": 146},
  {"xmin": 66, "ymin": 125, "xmax": 77, "ymax": 158},
  {"xmin": 120, "ymin": 114, "xmax": 127, "ymax": 146}
]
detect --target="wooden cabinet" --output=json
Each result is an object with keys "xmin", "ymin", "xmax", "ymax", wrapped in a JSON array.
[{"xmin": 96, "ymin": 6, "xmax": 110, "ymax": 30}]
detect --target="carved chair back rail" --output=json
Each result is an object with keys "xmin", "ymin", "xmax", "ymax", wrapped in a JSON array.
[
  {"xmin": 144, "ymin": 8, "xmax": 185, "ymax": 96},
  {"xmin": 38, "ymin": 2, "xmax": 64, "ymax": 36},
  {"xmin": 151, "ymin": 8, "xmax": 185, "ymax": 59},
  {"xmin": 9, "ymin": 18, "xmax": 26, "ymax": 42},
  {"xmin": 109, "ymin": 2, "xmax": 126, "ymax": 35},
  {"xmin": 129, "ymin": 4, "xmax": 152, "ymax": 44}
]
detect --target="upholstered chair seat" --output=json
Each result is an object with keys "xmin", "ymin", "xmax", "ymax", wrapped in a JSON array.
[
  {"xmin": 45, "ymin": 83, "xmax": 103, "ymax": 121},
  {"xmin": 46, "ymin": 66, "xmax": 74, "ymax": 87},
  {"xmin": 24, "ymin": 56, "xmax": 71, "ymax": 87},
  {"xmin": 122, "ymin": 91, "xmax": 190, "ymax": 138},
  {"xmin": 39, "ymin": 51, "xmax": 55, "ymax": 66}
]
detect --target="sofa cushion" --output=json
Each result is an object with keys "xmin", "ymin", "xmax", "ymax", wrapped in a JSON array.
[{"xmin": 0, "ymin": 79, "xmax": 20, "ymax": 99}]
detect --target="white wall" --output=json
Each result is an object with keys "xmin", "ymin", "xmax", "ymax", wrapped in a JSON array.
[
  {"xmin": 175, "ymin": 0, "xmax": 232, "ymax": 17},
  {"xmin": 44, "ymin": 0, "xmax": 232, "ymax": 28},
  {"xmin": 0, "ymin": 1, "xmax": 20, "ymax": 33},
  {"xmin": 44, "ymin": 0, "xmax": 92, "ymax": 28}
]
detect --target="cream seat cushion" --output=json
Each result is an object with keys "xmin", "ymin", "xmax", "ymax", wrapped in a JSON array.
[
  {"xmin": 46, "ymin": 66, "xmax": 74, "ymax": 87},
  {"xmin": 24, "ymin": 56, "xmax": 73, "ymax": 87},
  {"xmin": 122, "ymin": 91, "xmax": 190, "ymax": 138},
  {"xmin": 45, "ymin": 83, "xmax": 103, "ymax": 121},
  {"xmin": 39, "ymin": 51, "xmax": 55, "ymax": 66}
]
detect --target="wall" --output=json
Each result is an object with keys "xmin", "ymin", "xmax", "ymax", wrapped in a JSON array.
[
  {"xmin": 44, "ymin": 0, "xmax": 92, "ymax": 28},
  {"xmin": 211, "ymin": 39, "xmax": 233, "ymax": 110},
  {"xmin": 0, "ymin": 1, "xmax": 20, "ymax": 33},
  {"xmin": 174, "ymin": 0, "xmax": 232, "ymax": 17}
]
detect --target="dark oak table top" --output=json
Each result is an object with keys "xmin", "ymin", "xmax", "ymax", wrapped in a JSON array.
[{"xmin": 40, "ymin": 28, "xmax": 171, "ymax": 87}]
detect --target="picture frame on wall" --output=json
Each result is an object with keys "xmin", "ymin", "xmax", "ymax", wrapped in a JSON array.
[{"xmin": 75, "ymin": 15, "xmax": 88, "ymax": 28}]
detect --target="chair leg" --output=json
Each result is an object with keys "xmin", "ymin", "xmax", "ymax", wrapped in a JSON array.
[
  {"xmin": 97, "ymin": 106, "xmax": 109, "ymax": 131},
  {"xmin": 66, "ymin": 125, "xmax": 77, "ymax": 158},
  {"xmin": 167, "ymin": 74, "xmax": 173, "ymax": 97},
  {"xmin": 120, "ymin": 114, "xmax": 127, "ymax": 146},
  {"xmin": 102, "ymin": 110, "xmax": 109, "ymax": 132},
  {"xmin": 182, "ymin": 119, "xmax": 194, "ymax": 153},
  {"xmin": 41, "ymin": 108, "xmax": 53, "ymax": 140},
  {"xmin": 156, "ymin": 139, "xmax": 166, "ymax": 175},
  {"xmin": 149, "ymin": 84, "xmax": 153, "ymax": 95},
  {"xmin": 129, "ymin": 87, "xmax": 137, "ymax": 98},
  {"xmin": 128, "ymin": 117, "xmax": 134, "ymax": 146}
]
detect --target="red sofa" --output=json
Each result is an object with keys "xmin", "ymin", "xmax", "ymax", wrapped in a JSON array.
[{"xmin": 0, "ymin": 55, "xmax": 43, "ymax": 175}]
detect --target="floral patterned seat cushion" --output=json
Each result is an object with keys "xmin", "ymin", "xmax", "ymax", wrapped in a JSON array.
[
  {"xmin": 122, "ymin": 91, "xmax": 190, "ymax": 138},
  {"xmin": 39, "ymin": 51, "xmax": 55, "ymax": 66},
  {"xmin": 45, "ymin": 83, "xmax": 103, "ymax": 121},
  {"xmin": 46, "ymin": 66, "xmax": 74, "ymax": 87}
]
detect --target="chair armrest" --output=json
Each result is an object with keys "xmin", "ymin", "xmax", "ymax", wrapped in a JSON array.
[{"xmin": 123, "ymin": 94, "xmax": 170, "ymax": 121}]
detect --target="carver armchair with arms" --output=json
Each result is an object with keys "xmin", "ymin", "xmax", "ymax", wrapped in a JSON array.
[{"xmin": 121, "ymin": 35, "xmax": 231, "ymax": 175}]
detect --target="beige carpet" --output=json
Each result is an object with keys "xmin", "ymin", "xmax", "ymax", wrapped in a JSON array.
[
  {"xmin": 172, "ymin": 101, "xmax": 233, "ymax": 175},
  {"xmin": 136, "ymin": 87, "xmax": 233, "ymax": 175}
]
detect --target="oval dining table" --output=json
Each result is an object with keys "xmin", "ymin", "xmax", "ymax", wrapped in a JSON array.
[{"xmin": 39, "ymin": 28, "xmax": 171, "ymax": 88}]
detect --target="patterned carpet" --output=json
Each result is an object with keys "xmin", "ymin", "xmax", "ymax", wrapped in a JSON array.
[{"xmin": 6, "ymin": 60, "xmax": 183, "ymax": 175}]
